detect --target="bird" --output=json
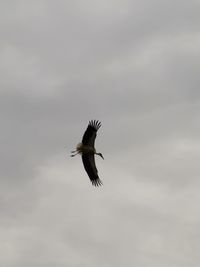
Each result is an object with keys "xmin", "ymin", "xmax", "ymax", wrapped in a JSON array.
[{"xmin": 71, "ymin": 120, "xmax": 104, "ymax": 186}]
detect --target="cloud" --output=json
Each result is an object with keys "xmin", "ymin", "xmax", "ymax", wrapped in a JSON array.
[{"xmin": 0, "ymin": 0, "xmax": 200, "ymax": 266}]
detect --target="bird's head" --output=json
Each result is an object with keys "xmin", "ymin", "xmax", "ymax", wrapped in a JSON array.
[{"xmin": 97, "ymin": 153, "xmax": 104, "ymax": 160}]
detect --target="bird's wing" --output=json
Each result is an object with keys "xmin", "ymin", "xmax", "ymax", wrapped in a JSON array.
[
  {"xmin": 82, "ymin": 120, "xmax": 101, "ymax": 147},
  {"xmin": 82, "ymin": 154, "xmax": 102, "ymax": 186}
]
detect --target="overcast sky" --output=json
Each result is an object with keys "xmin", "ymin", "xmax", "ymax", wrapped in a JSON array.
[{"xmin": 1, "ymin": 0, "xmax": 200, "ymax": 266}]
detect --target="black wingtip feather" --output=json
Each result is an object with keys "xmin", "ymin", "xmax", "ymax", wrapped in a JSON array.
[
  {"xmin": 92, "ymin": 178, "xmax": 103, "ymax": 187},
  {"xmin": 89, "ymin": 120, "xmax": 101, "ymax": 131}
]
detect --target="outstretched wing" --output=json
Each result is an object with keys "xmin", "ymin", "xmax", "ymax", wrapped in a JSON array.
[
  {"xmin": 82, "ymin": 154, "xmax": 102, "ymax": 186},
  {"xmin": 82, "ymin": 120, "xmax": 101, "ymax": 147}
]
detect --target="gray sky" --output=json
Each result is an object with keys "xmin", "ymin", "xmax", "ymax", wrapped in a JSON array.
[{"xmin": 1, "ymin": 0, "xmax": 200, "ymax": 266}]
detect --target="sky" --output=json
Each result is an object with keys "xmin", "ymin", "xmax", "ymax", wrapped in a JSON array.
[{"xmin": 1, "ymin": 0, "xmax": 200, "ymax": 266}]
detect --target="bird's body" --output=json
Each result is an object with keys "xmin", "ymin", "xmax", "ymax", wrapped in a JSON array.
[
  {"xmin": 76, "ymin": 143, "xmax": 95, "ymax": 154},
  {"xmin": 71, "ymin": 120, "xmax": 104, "ymax": 186}
]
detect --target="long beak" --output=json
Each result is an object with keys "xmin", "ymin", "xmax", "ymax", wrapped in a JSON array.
[{"xmin": 100, "ymin": 154, "xmax": 104, "ymax": 160}]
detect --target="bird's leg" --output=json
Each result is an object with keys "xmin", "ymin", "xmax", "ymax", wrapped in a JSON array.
[
  {"xmin": 71, "ymin": 152, "xmax": 78, "ymax": 157},
  {"xmin": 70, "ymin": 150, "xmax": 79, "ymax": 157}
]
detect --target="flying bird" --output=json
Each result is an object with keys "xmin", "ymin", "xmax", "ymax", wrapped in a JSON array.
[{"xmin": 71, "ymin": 120, "xmax": 104, "ymax": 186}]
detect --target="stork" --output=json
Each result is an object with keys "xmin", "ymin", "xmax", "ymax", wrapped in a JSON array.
[{"xmin": 71, "ymin": 120, "xmax": 104, "ymax": 186}]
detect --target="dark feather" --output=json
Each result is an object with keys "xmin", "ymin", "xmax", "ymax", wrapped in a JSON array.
[
  {"xmin": 82, "ymin": 154, "xmax": 102, "ymax": 186},
  {"xmin": 82, "ymin": 120, "xmax": 101, "ymax": 146}
]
